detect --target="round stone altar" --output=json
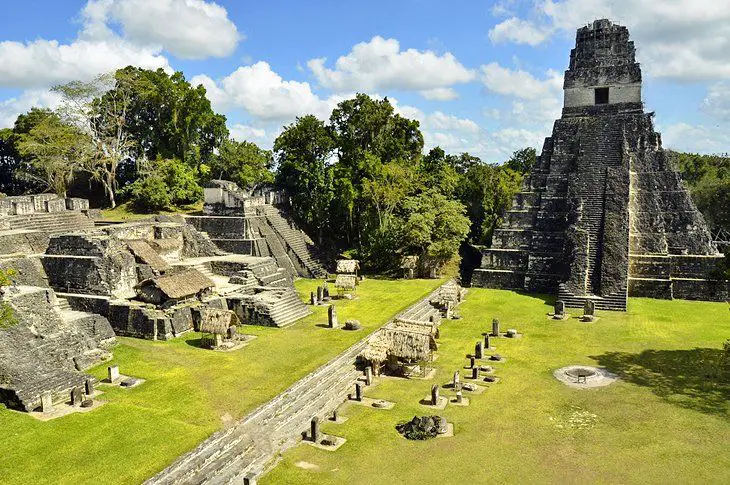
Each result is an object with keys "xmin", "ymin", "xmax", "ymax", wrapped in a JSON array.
[{"xmin": 553, "ymin": 365, "xmax": 618, "ymax": 388}]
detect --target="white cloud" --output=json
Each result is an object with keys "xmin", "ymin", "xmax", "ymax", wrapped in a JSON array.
[
  {"xmin": 491, "ymin": 0, "xmax": 730, "ymax": 82},
  {"xmin": 425, "ymin": 111, "xmax": 480, "ymax": 134},
  {"xmin": 307, "ymin": 36, "xmax": 474, "ymax": 98},
  {"xmin": 229, "ymin": 124, "xmax": 266, "ymax": 141},
  {"xmin": 0, "ymin": 38, "xmax": 170, "ymax": 89},
  {"xmin": 480, "ymin": 63, "xmax": 563, "ymax": 100},
  {"xmin": 86, "ymin": 0, "xmax": 240, "ymax": 59},
  {"xmin": 661, "ymin": 121, "xmax": 730, "ymax": 154},
  {"xmin": 489, "ymin": 17, "xmax": 551, "ymax": 46},
  {"xmin": 0, "ymin": 89, "xmax": 62, "ymax": 128},
  {"xmin": 702, "ymin": 82, "xmax": 730, "ymax": 121},
  {"xmin": 420, "ymin": 87, "xmax": 459, "ymax": 101},
  {"xmin": 192, "ymin": 62, "xmax": 344, "ymax": 121}
]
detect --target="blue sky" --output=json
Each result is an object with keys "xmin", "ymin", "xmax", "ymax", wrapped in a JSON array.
[{"xmin": 0, "ymin": 0, "xmax": 728, "ymax": 161}]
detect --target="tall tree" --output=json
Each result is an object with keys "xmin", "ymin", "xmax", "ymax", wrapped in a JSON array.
[
  {"xmin": 209, "ymin": 138, "xmax": 273, "ymax": 189},
  {"xmin": 53, "ymin": 73, "xmax": 139, "ymax": 207},
  {"xmin": 274, "ymin": 115, "xmax": 336, "ymax": 241},
  {"xmin": 505, "ymin": 147, "xmax": 537, "ymax": 173},
  {"xmin": 98, "ymin": 67, "xmax": 228, "ymax": 167},
  {"xmin": 16, "ymin": 114, "xmax": 92, "ymax": 197},
  {"xmin": 400, "ymin": 190, "xmax": 470, "ymax": 276}
]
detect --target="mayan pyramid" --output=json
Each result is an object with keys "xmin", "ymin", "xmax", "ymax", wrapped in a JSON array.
[{"xmin": 471, "ymin": 19, "xmax": 727, "ymax": 310}]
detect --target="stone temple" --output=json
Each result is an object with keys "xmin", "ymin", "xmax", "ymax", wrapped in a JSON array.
[{"xmin": 471, "ymin": 19, "xmax": 727, "ymax": 310}]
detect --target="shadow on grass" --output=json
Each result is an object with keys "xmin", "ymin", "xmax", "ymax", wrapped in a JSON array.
[
  {"xmin": 185, "ymin": 338, "xmax": 204, "ymax": 348},
  {"xmin": 592, "ymin": 348, "xmax": 729, "ymax": 419}
]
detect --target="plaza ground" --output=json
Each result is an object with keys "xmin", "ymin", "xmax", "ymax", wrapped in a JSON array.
[
  {"xmin": 264, "ymin": 288, "xmax": 730, "ymax": 485},
  {"xmin": 0, "ymin": 278, "xmax": 443, "ymax": 485}
]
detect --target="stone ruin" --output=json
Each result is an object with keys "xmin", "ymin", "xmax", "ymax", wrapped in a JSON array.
[
  {"xmin": 396, "ymin": 415, "xmax": 449, "ymax": 440},
  {"xmin": 40, "ymin": 219, "xmax": 311, "ymax": 337},
  {"xmin": 0, "ymin": 194, "xmax": 315, "ymax": 412},
  {"xmin": 186, "ymin": 180, "xmax": 328, "ymax": 279},
  {"xmin": 0, "ymin": 285, "xmax": 114, "ymax": 412},
  {"xmin": 472, "ymin": 19, "xmax": 728, "ymax": 310}
]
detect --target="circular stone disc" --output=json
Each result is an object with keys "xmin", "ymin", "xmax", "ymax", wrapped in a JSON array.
[{"xmin": 553, "ymin": 365, "xmax": 618, "ymax": 388}]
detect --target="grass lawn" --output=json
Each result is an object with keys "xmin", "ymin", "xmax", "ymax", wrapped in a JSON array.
[
  {"xmin": 0, "ymin": 277, "xmax": 443, "ymax": 485},
  {"xmin": 264, "ymin": 289, "xmax": 730, "ymax": 485},
  {"xmin": 100, "ymin": 201, "xmax": 204, "ymax": 222}
]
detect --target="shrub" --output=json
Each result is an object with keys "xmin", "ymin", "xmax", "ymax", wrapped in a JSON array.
[{"xmin": 127, "ymin": 174, "xmax": 171, "ymax": 212}]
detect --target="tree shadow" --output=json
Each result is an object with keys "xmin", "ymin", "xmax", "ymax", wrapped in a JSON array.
[{"xmin": 591, "ymin": 348, "xmax": 729, "ymax": 419}]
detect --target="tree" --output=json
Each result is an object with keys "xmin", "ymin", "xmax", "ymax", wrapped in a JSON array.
[
  {"xmin": 400, "ymin": 191, "xmax": 470, "ymax": 276},
  {"xmin": 505, "ymin": 147, "xmax": 537, "ymax": 173},
  {"xmin": 123, "ymin": 158, "xmax": 202, "ymax": 212},
  {"xmin": 274, "ymin": 115, "xmax": 336, "ymax": 241},
  {"xmin": 53, "ymin": 73, "xmax": 139, "ymax": 207},
  {"xmin": 98, "ymin": 67, "xmax": 228, "ymax": 167},
  {"xmin": 420, "ymin": 147, "xmax": 460, "ymax": 197},
  {"xmin": 210, "ymin": 138, "xmax": 273, "ymax": 189},
  {"xmin": 457, "ymin": 161, "xmax": 523, "ymax": 244},
  {"xmin": 329, "ymin": 94, "xmax": 423, "ymax": 248},
  {"xmin": 15, "ymin": 113, "xmax": 92, "ymax": 197},
  {"xmin": 0, "ymin": 108, "xmax": 58, "ymax": 194}
]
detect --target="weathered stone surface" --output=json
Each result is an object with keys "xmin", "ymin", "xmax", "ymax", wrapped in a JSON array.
[
  {"xmin": 0, "ymin": 286, "xmax": 114, "ymax": 412},
  {"xmin": 396, "ymin": 415, "xmax": 448, "ymax": 440},
  {"xmin": 470, "ymin": 19, "xmax": 727, "ymax": 310}
]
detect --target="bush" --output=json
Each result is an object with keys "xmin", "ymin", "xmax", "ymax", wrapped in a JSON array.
[
  {"xmin": 126, "ymin": 174, "xmax": 171, "ymax": 212},
  {"xmin": 122, "ymin": 158, "xmax": 202, "ymax": 212},
  {"xmin": 157, "ymin": 158, "xmax": 203, "ymax": 206}
]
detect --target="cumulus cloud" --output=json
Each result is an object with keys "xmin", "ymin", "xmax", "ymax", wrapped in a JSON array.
[
  {"xmin": 480, "ymin": 63, "xmax": 563, "ymax": 100},
  {"xmin": 489, "ymin": 0, "xmax": 730, "ymax": 82},
  {"xmin": 0, "ymin": 38, "xmax": 170, "ymax": 89},
  {"xmin": 192, "ymin": 62, "xmax": 344, "ymax": 121},
  {"xmin": 420, "ymin": 87, "xmax": 459, "ymax": 101},
  {"xmin": 86, "ymin": 0, "xmax": 241, "ymax": 59},
  {"xmin": 0, "ymin": 89, "xmax": 62, "ymax": 128},
  {"xmin": 661, "ymin": 121, "xmax": 730, "ymax": 154},
  {"xmin": 307, "ymin": 36, "xmax": 474, "ymax": 98},
  {"xmin": 489, "ymin": 17, "xmax": 552, "ymax": 46},
  {"xmin": 702, "ymin": 82, "xmax": 730, "ymax": 121}
]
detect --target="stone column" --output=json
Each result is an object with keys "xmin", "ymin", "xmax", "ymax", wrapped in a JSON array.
[
  {"xmin": 492, "ymin": 318, "xmax": 500, "ymax": 337},
  {"xmin": 445, "ymin": 301, "xmax": 452, "ymax": 319},
  {"xmin": 472, "ymin": 367, "xmax": 479, "ymax": 379},
  {"xmin": 310, "ymin": 416, "xmax": 320, "ymax": 443},
  {"xmin": 484, "ymin": 334, "xmax": 491, "ymax": 349},
  {"xmin": 243, "ymin": 474, "xmax": 257, "ymax": 485},
  {"xmin": 41, "ymin": 392, "xmax": 53, "ymax": 413},
  {"xmin": 331, "ymin": 410, "xmax": 338, "ymax": 422},
  {"xmin": 469, "ymin": 356, "xmax": 475, "ymax": 369},
  {"xmin": 317, "ymin": 286, "xmax": 324, "ymax": 304},
  {"xmin": 355, "ymin": 383, "xmax": 363, "ymax": 401},
  {"xmin": 328, "ymin": 305, "xmax": 338, "ymax": 329},
  {"xmin": 108, "ymin": 365, "xmax": 120, "ymax": 383},
  {"xmin": 310, "ymin": 291, "xmax": 316, "ymax": 306},
  {"xmin": 85, "ymin": 379, "xmax": 94, "ymax": 396},
  {"xmin": 71, "ymin": 387, "xmax": 83, "ymax": 406},
  {"xmin": 365, "ymin": 366, "xmax": 373, "ymax": 386},
  {"xmin": 475, "ymin": 341, "xmax": 484, "ymax": 359},
  {"xmin": 453, "ymin": 371, "xmax": 460, "ymax": 389},
  {"xmin": 456, "ymin": 390, "xmax": 463, "ymax": 404},
  {"xmin": 584, "ymin": 300, "xmax": 595, "ymax": 318},
  {"xmin": 323, "ymin": 285, "xmax": 330, "ymax": 301},
  {"xmin": 431, "ymin": 384, "xmax": 439, "ymax": 405},
  {"xmin": 555, "ymin": 300, "xmax": 565, "ymax": 317}
]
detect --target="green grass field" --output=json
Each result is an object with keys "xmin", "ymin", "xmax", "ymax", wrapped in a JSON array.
[
  {"xmin": 264, "ymin": 289, "xmax": 730, "ymax": 485},
  {"xmin": 0, "ymin": 278, "xmax": 443, "ymax": 485}
]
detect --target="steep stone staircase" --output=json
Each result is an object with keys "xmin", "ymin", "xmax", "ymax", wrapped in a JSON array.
[{"xmin": 260, "ymin": 205, "xmax": 328, "ymax": 278}]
